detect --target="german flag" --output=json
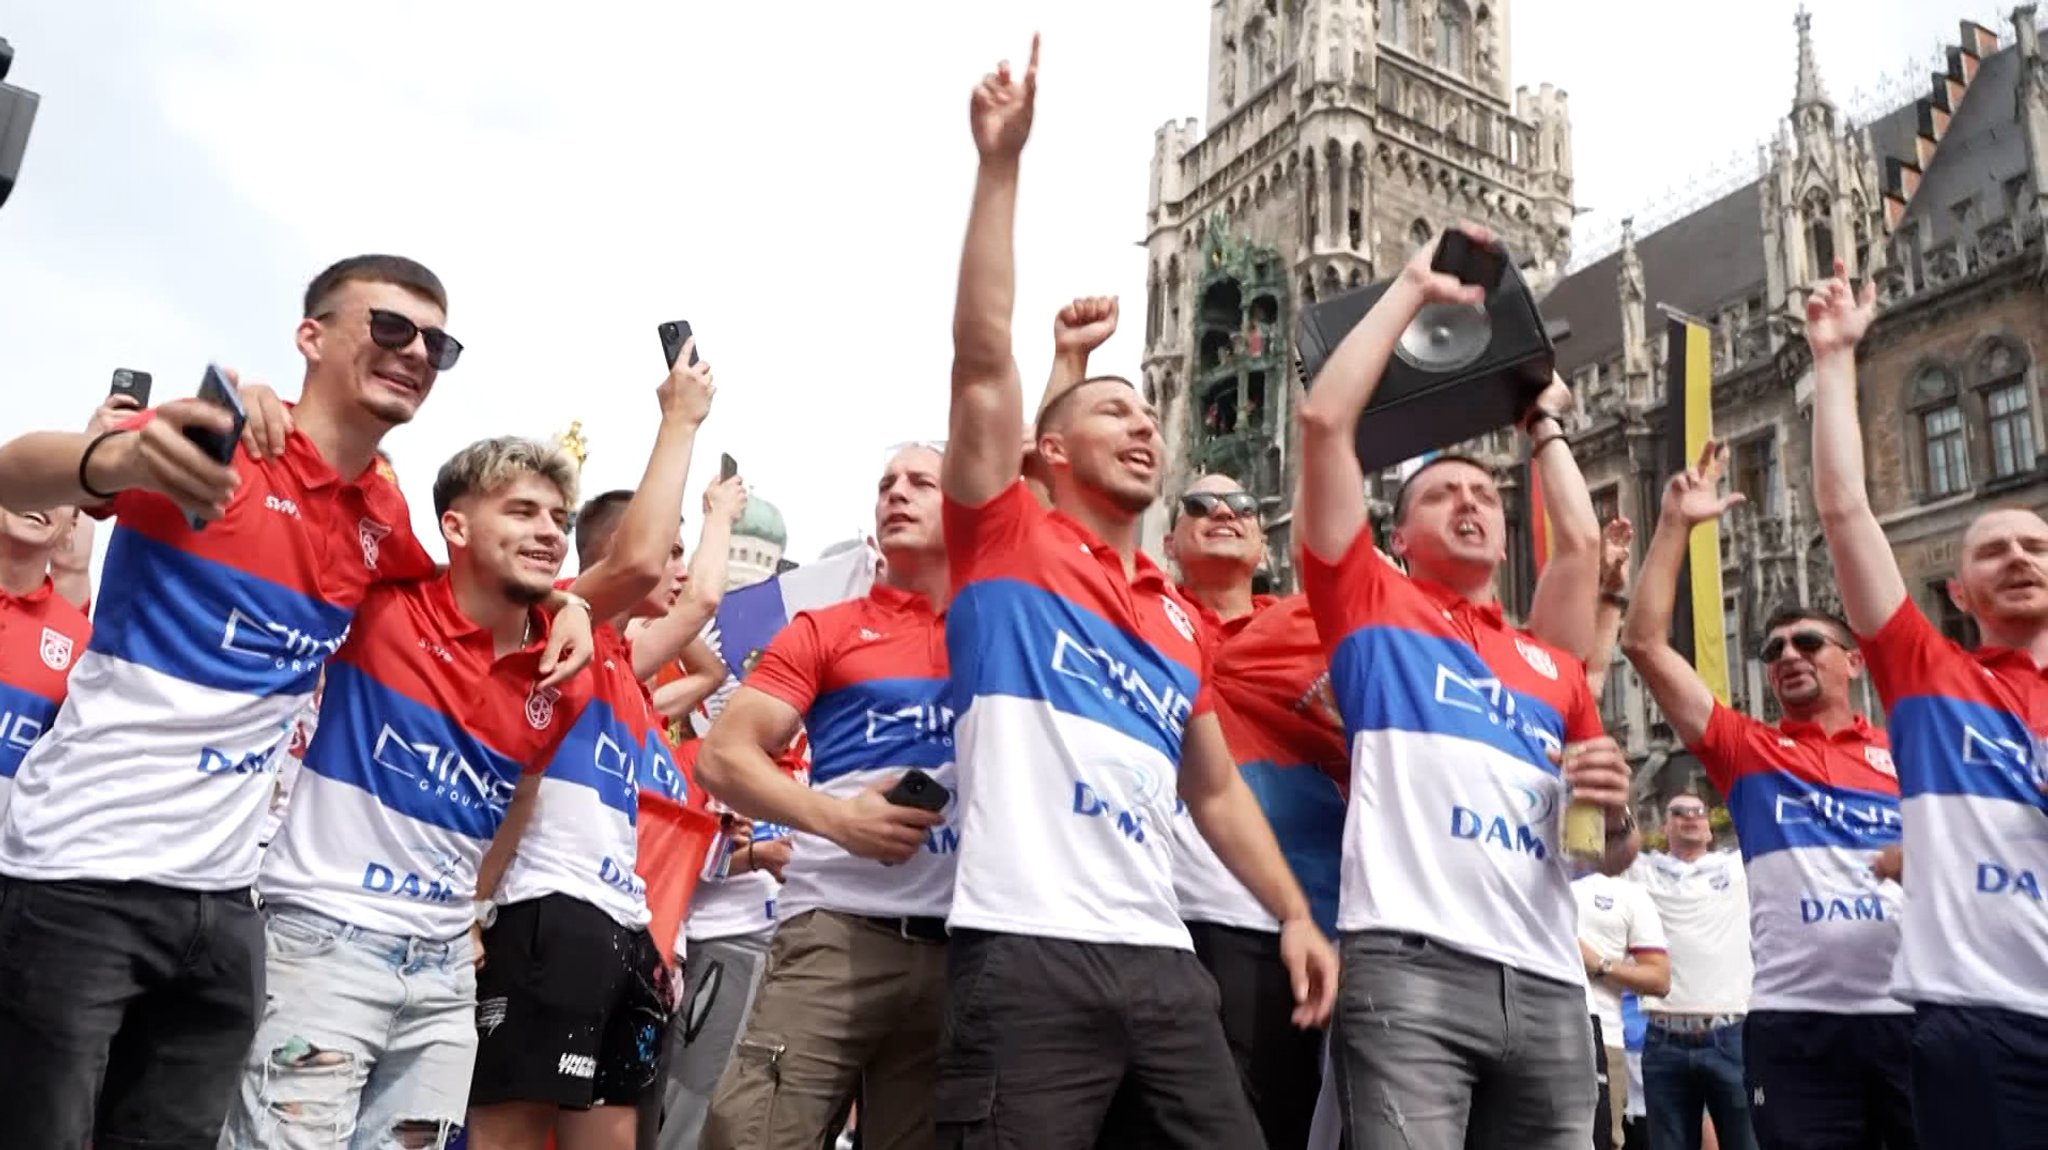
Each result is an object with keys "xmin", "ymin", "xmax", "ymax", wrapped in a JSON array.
[
  {"xmin": 1662, "ymin": 314, "xmax": 1732, "ymax": 704},
  {"xmin": 1527, "ymin": 463, "xmax": 1551, "ymax": 576}
]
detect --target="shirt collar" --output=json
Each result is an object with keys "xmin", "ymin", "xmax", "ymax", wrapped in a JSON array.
[
  {"xmin": 0, "ymin": 576, "xmax": 55, "ymax": 609},
  {"xmin": 869, "ymin": 580, "xmax": 942, "ymax": 619},
  {"xmin": 1413, "ymin": 576, "xmax": 1506, "ymax": 629},
  {"xmin": 1048, "ymin": 509, "xmax": 1170, "ymax": 591},
  {"xmin": 423, "ymin": 571, "xmax": 548, "ymax": 654},
  {"xmin": 1775, "ymin": 711, "xmax": 1878, "ymax": 744},
  {"xmin": 273, "ymin": 402, "xmax": 398, "ymax": 495},
  {"xmin": 1175, "ymin": 586, "xmax": 1279, "ymax": 636},
  {"xmin": 1973, "ymin": 642, "xmax": 2048, "ymax": 679}
]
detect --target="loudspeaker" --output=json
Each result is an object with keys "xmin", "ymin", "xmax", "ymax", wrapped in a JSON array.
[
  {"xmin": 1293, "ymin": 244, "xmax": 1560, "ymax": 473},
  {"xmin": 0, "ymin": 40, "xmax": 39, "ymax": 212}
]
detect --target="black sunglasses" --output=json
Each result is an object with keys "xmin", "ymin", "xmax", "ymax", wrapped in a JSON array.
[
  {"xmin": 1179, "ymin": 491, "xmax": 1260, "ymax": 521},
  {"xmin": 321, "ymin": 308, "xmax": 463, "ymax": 372},
  {"xmin": 1668, "ymin": 804, "xmax": 1709, "ymax": 818},
  {"xmin": 1758, "ymin": 630, "xmax": 1843, "ymax": 663}
]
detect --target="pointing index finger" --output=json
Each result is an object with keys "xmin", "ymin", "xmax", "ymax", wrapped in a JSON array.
[{"xmin": 1027, "ymin": 32, "xmax": 1041, "ymax": 79}]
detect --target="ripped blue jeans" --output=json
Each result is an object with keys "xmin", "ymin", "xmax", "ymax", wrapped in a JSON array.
[
  {"xmin": 1330, "ymin": 931, "xmax": 1596, "ymax": 1150},
  {"xmin": 218, "ymin": 906, "xmax": 477, "ymax": 1150}
]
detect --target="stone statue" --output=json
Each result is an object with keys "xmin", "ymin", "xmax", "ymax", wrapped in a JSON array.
[
  {"xmin": 1259, "ymin": 24, "xmax": 1279, "ymax": 80},
  {"xmin": 1618, "ymin": 216, "xmax": 1648, "ymax": 376},
  {"xmin": 555, "ymin": 421, "xmax": 589, "ymax": 469},
  {"xmin": 1220, "ymin": 55, "xmax": 1238, "ymax": 106}
]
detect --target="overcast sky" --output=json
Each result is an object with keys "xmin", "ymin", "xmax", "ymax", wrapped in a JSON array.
[{"xmin": 0, "ymin": 0, "xmax": 1978, "ymax": 569}]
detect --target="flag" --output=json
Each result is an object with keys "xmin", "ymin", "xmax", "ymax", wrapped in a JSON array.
[
  {"xmin": 693, "ymin": 541, "xmax": 878, "ymax": 733},
  {"xmin": 1662, "ymin": 314, "xmax": 1731, "ymax": 704},
  {"xmin": 1526, "ymin": 458, "xmax": 1551, "ymax": 576},
  {"xmin": 637, "ymin": 736, "xmax": 721, "ymax": 969}
]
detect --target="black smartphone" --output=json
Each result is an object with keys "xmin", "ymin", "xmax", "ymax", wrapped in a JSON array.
[
  {"xmin": 1431, "ymin": 228, "xmax": 1508, "ymax": 291},
  {"xmin": 658, "ymin": 320, "xmax": 699, "ymax": 369},
  {"xmin": 884, "ymin": 769, "xmax": 949, "ymax": 813},
  {"xmin": 109, "ymin": 368, "xmax": 152, "ymax": 408},
  {"xmin": 184, "ymin": 365, "xmax": 247, "ymax": 530},
  {"xmin": 720, "ymin": 452, "xmax": 739, "ymax": 482}
]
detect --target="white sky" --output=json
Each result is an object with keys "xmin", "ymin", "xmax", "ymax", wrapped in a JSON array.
[{"xmin": 0, "ymin": 0, "xmax": 1979, "ymax": 570}]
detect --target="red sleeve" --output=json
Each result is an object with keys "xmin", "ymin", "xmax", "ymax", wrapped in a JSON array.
[
  {"xmin": 371, "ymin": 516, "xmax": 438, "ymax": 585},
  {"xmin": 942, "ymin": 480, "xmax": 1041, "ymax": 591},
  {"xmin": 1191, "ymin": 619, "xmax": 1217, "ymax": 719},
  {"xmin": 1565, "ymin": 661, "xmax": 1603, "ymax": 745},
  {"xmin": 1688, "ymin": 702, "xmax": 1772, "ymax": 798},
  {"xmin": 743, "ymin": 611, "xmax": 829, "ymax": 716},
  {"xmin": 1298, "ymin": 525, "xmax": 1398, "ymax": 662},
  {"xmin": 1858, "ymin": 598, "xmax": 1958, "ymax": 713}
]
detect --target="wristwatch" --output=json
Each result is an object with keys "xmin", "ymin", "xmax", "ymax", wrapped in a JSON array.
[
  {"xmin": 1596, "ymin": 957, "xmax": 1614, "ymax": 978},
  {"xmin": 473, "ymin": 898, "xmax": 498, "ymax": 929}
]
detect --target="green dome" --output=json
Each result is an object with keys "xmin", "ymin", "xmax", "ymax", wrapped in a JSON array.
[{"xmin": 734, "ymin": 494, "xmax": 787, "ymax": 548}]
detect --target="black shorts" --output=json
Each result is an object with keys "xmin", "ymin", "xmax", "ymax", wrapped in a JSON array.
[{"xmin": 470, "ymin": 893, "xmax": 674, "ymax": 1109}]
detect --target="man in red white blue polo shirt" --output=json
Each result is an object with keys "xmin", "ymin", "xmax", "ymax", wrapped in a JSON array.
[
  {"xmin": 467, "ymin": 340, "xmax": 727, "ymax": 1149},
  {"xmin": 934, "ymin": 38, "xmax": 1337, "ymax": 1148},
  {"xmin": 0, "ymin": 256, "xmax": 590, "ymax": 1147},
  {"xmin": 693, "ymin": 442, "xmax": 955, "ymax": 1150},
  {"xmin": 1294, "ymin": 225, "xmax": 1638, "ymax": 1150},
  {"xmin": 1623, "ymin": 440, "xmax": 1908, "ymax": 1150},
  {"xmin": 0, "ymin": 505, "xmax": 89, "ymax": 795},
  {"xmin": 1806, "ymin": 259, "xmax": 2047, "ymax": 1148},
  {"xmin": 222, "ymin": 436, "xmax": 583, "ymax": 1147}
]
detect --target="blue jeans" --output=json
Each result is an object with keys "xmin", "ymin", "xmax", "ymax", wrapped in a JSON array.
[
  {"xmin": 219, "ymin": 906, "xmax": 477, "ymax": 1150},
  {"xmin": 1642, "ymin": 1021, "xmax": 1758, "ymax": 1150}
]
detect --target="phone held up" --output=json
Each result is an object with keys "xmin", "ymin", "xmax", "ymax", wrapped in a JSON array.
[
  {"xmin": 884, "ymin": 769, "xmax": 949, "ymax": 814},
  {"xmin": 658, "ymin": 320, "xmax": 700, "ymax": 369},
  {"xmin": 720, "ymin": 452, "xmax": 739, "ymax": 483},
  {"xmin": 183, "ymin": 364, "xmax": 247, "ymax": 530},
  {"xmin": 109, "ymin": 368, "xmax": 152, "ymax": 408}
]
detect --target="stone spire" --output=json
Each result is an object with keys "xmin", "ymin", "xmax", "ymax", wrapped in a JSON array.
[{"xmin": 1793, "ymin": 8, "xmax": 1830, "ymax": 112}]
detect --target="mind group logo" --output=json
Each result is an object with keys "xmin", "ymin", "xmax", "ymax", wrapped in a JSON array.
[
  {"xmin": 1049, "ymin": 629, "xmax": 1193, "ymax": 739},
  {"xmin": 864, "ymin": 702, "xmax": 955, "ymax": 747},
  {"xmin": 371, "ymin": 724, "xmax": 517, "ymax": 814},
  {"xmin": 220, "ymin": 608, "xmax": 348, "ymax": 674}
]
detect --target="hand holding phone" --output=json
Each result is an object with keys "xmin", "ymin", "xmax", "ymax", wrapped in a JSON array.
[
  {"xmin": 181, "ymin": 365, "xmax": 248, "ymax": 529},
  {"xmin": 659, "ymin": 320, "xmax": 700, "ymax": 369},
  {"xmin": 884, "ymin": 769, "xmax": 950, "ymax": 814},
  {"xmin": 1431, "ymin": 228, "xmax": 1508, "ymax": 291},
  {"xmin": 109, "ymin": 368, "xmax": 153, "ymax": 408},
  {"xmin": 720, "ymin": 452, "xmax": 739, "ymax": 482}
]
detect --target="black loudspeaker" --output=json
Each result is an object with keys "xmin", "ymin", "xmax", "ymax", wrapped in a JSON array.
[{"xmin": 1294, "ymin": 242, "xmax": 1562, "ymax": 472}]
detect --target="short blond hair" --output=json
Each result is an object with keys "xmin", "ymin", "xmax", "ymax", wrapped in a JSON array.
[{"xmin": 431, "ymin": 437, "xmax": 579, "ymax": 519}]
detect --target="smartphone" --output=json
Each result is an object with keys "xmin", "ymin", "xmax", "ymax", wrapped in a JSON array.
[
  {"xmin": 658, "ymin": 320, "xmax": 699, "ymax": 369},
  {"xmin": 720, "ymin": 452, "xmax": 739, "ymax": 482},
  {"xmin": 109, "ymin": 368, "xmax": 152, "ymax": 408},
  {"xmin": 184, "ymin": 365, "xmax": 247, "ymax": 530},
  {"xmin": 884, "ymin": 769, "xmax": 949, "ymax": 814},
  {"xmin": 1431, "ymin": 228, "xmax": 1508, "ymax": 291}
]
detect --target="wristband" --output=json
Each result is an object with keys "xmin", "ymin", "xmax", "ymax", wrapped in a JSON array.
[
  {"xmin": 78, "ymin": 428, "xmax": 131, "ymax": 502},
  {"xmin": 1530, "ymin": 432, "xmax": 1567, "ymax": 457},
  {"xmin": 1521, "ymin": 409, "xmax": 1563, "ymax": 435}
]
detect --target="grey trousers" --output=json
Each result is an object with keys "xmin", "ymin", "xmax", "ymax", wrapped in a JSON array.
[
  {"xmin": 1331, "ymin": 931, "xmax": 1595, "ymax": 1150},
  {"xmin": 645, "ymin": 932, "xmax": 773, "ymax": 1150}
]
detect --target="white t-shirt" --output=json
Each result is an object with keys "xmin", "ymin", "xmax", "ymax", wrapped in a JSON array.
[
  {"xmin": 1627, "ymin": 849, "xmax": 1754, "ymax": 1015},
  {"xmin": 1575, "ymin": 872, "xmax": 1668, "ymax": 1039},
  {"xmin": 683, "ymin": 823, "xmax": 789, "ymax": 944}
]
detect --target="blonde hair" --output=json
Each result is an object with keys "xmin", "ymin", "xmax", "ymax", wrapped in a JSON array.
[{"xmin": 431, "ymin": 437, "xmax": 580, "ymax": 519}]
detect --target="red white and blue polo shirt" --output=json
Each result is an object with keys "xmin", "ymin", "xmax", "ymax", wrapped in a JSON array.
[
  {"xmin": 944, "ymin": 481, "xmax": 1212, "ymax": 950},
  {"xmin": 1171, "ymin": 594, "xmax": 1348, "ymax": 936},
  {"xmin": 1859, "ymin": 600, "xmax": 2048, "ymax": 1018},
  {"xmin": 1691, "ymin": 705, "xmax": 1905, "ymax": 1014},
  {"xmin": 0, "ymin": 577, "xmax": 90, "ymax": 792},
  {"xmin": 745, "ymin": 581, "xmax": 955, "ymax": 922},
  {"xmin": 0, "ymin": 422, "xmax": 432, "ymax": 889},
  {"xmin": 494, "ymin": 616, "xmax": 685, "ymax": 930},
  {"xmin": 1303, "ymin": 528, "xmax": 1602, "ymax": 984},
  {"xmin": 261, "ymin": 574, "xmax": 570, "ymax": 941}
]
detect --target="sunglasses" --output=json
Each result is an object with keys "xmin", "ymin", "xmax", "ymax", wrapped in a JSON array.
[
  {"xmin": 1758, "ymin": 630, "xmax": 1842, "ymax": 663},
  {"xmin": 321, "ymin": 308, "xmax": 463, "ymax": 372},
  {"xmin": 1179, "ymin": 491, "xmax": 1260, "ymax": 521},
  {"xmin": 1668, "ymin": 805, "xmax": 1708, "ymax": 818}
]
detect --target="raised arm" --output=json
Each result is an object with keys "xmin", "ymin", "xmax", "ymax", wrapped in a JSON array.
[
  {"xmin": 1806, "ymin": 261, "xmax": 1902, "ymax": 636},
  {"xmin": 1523, "ymin": 376, "xmax": 1602, "ymax": 657},
  {"xmin": 1619, "ymin": 442, "xmax": 1744, "ymax": 747},
  {"xmin": 1295, "ymin": 228, "xmax": 1487, "ymax": 562},
  {"xmin": 1041, "ymin": 296, "xmax": 1118, "ymax": 416},
  {"xmin": 0, "ymin": 399, "xmax": 240, "ymax": 521},
  {"xmin": 571, "ymin": 348, "xmax": 715, "ymax": 621},
  {"xmin": 648, "ymin": 638, "xmax": 726, "ymax": 719},
  {"xmin": 1584, "ymin": 517, "xmax": 1634, "ymax": 699},
  {"xmin": 943, "ymin": 36, "xmax": 1039, "ymax": 508},
  {"xmin": 627, "ymin": 476, "xmax": 745, "ymax": 680}
]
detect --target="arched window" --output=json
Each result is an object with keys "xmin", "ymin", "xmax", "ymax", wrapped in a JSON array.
[
  {"xmin": 1976, "ymin": 339, "xmax": 2039, "ymax": 480},
  {"xmin": 1909, "ymin": 365, "xmax": 1968, "ymax": 498},
  {"xmin": 1437, "ymin": 1, "xmax": 1467, "ymax": 72},
  {"xmin": 1802, "ymin": 190, "xmax": 1835, "ymax": 282},
  {"xmin": 1409, "ymin": 218, "xmax": 1433, "ymax": 248}
]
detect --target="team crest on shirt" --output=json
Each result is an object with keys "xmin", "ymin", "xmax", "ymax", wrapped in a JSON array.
[
  {"xmin": 1161, "ymin": 596, "xmax": 1195, "ymax": 642},
  {"xmin": 38, "ymin": 627, "xmax": 73, "ymax": 671},
  {"xmin": 1515, "ymin": 638, "xmax": 1559, "ymax": 681},
  {"xmin": 525, "ymin": 684, "xmax": 560, "ymax": 730},
  {"xmin": 358, "ymin": 517, "xmax": 392, "ymax": 570},
  {"xmin": 1594, "ymin": 894, "xmax": 1614, "ymax": 910},
  {"xmin": 1864, "ymin": 746, "xmax": 1896, "ymax": 778}
]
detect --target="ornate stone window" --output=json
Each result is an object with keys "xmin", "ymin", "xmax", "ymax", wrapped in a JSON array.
[
  {"xmin": 1385, "ymin": 0, "xmax": 1412, "ymax": 49},
  {"xmin": 1732, "ymin": 433, "xmax": 1781, "ymax": 517},
  {"xmin": 1909, "ymin": 365, "xmax": 1968, "ymax": 499},
  {"xmin": 1975, "ymin": 339, "xmax": 2037, "ymax": 481},
  {"xmin": 1436, "ymin": 1, "xmax": 1467, "ymax": 72},
  {"xmin": 1408, "ymin": 217, "xmax": 1433, "ymax": 248}
]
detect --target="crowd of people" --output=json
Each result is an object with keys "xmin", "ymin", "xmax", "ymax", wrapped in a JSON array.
[{"xmin": 0, "ymin": 32, "xmax": 2041, "ymax": 1150}]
